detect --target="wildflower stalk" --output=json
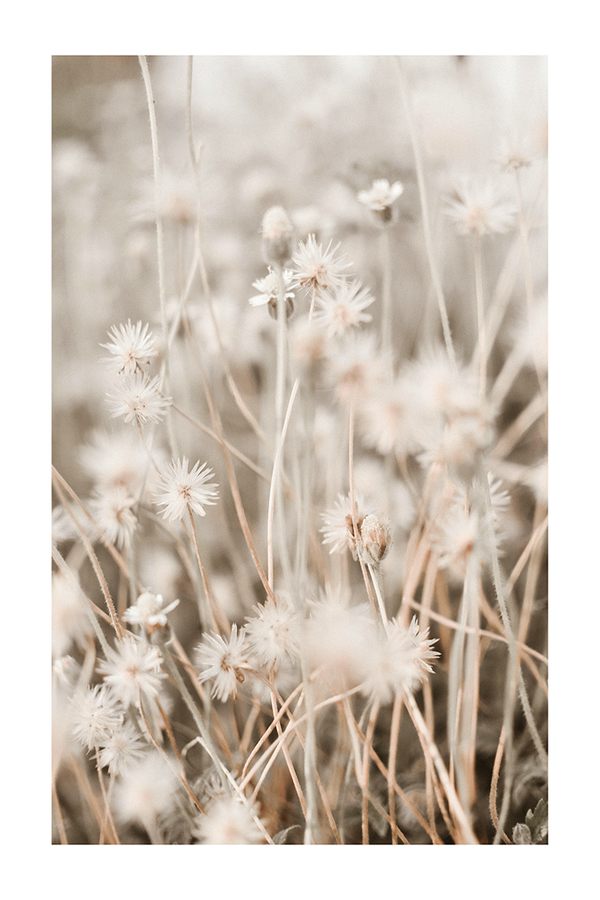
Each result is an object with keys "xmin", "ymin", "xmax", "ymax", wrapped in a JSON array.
[
  {"xmin": 473, "ymin": 233, "xmax": 487, "ymax": 397},
  {"xmin": 387, "ymin": 694, "xmax": 403, "ymax": 844},
  {"xmin": 394, "ymin": 56, "xmax": 455, "ymax": 367},
  {"xmin": 138, "ymin": 55, "xmax": 178, "ymax": 459},
  {"xmin": 381, "ymin": 227, "xmax": 393, "ymax": 365}
]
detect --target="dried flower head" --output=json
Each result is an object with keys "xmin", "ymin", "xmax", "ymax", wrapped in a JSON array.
[
  {"xmin": 71, "ymin": 684, "xmax": 124, "ymax": 751},
  {"xmin": 321, "ymin": 492, "xmax": 372, "ymax": 558},
  {"xmin": 122, "ymin": 591, "xmax": 180, "ymax": 636},
  {"xmin": 249, "ymin": 267, "xmax": 296, "ymax": 319},
  {"xmin": 444, "ymin": 177, "xmax": 516, "ymax": 236},
  {"xmin": 291, "ymin": 234, "xmax": 351, "ymax": 293},
  {"xmin": 97, "ymin": 635, "xmax": 164, "ymax": 708},
  {"xmin": 357, "ymin": 513, "xmax": 393, "ymax": 565},
  {"xmin": 245, "ymin": 595, "xmax": 300, "ymax": 671},
  {"xmin": 96, "ymin": 720, "xmax": 148, "ymax": 776},
  {"xmin": 261, "ymin": 205, "xmax": 294, "ymax": 265},
  {"xmin": 361, "ymin": 617, "xmax": 439, "ymax": 704},
  {"xmin": 107, "ymin": 373, "xmax": 171, "ymax": 427},
  {"xmin": 312, "ymin": 278, "xmax": 375, "ymax": 338},
  {"xmin": 193, "ymin": 794, "xmax": 266, "ymax": 844},
  {"xmin": 153, "ymin": 457, "xmax": 219, "ymax": 522},
  {"xmin": 196, "ymin": 624, "xmax": 249, "ymax": 702},
  {"xmin": 89, "ymin": 485, "xmax": 138, "ymax": 549},
  {"xmin": 101, "ymin": 320, "xmax": 158, "ymax": 375}
]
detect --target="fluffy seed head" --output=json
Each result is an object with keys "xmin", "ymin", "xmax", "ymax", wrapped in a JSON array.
[{"xmin": 153, "ymin": 457, "xmax": 219, "ymax": 522}]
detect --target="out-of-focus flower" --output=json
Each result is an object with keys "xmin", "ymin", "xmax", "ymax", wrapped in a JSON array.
[
  {"xmin": 357, "ymin": 374, "xmax": 421, "ymax": 458},
  {"xmin": 305, "ymin": 590, "xmax": 376, "ymax": 692},
  {"xmin": 52, "ymin": 571, "xmax": 94, "ymax": 659},
  {"xmin": 107, "ymin": 373, "xmax": 171, "ymax": 427},
  {"xmin": 123, "ymin": 591, "xmax": 180, "ymax": 636},
  {"xmin": 153, "ymin": 457, "xmax": 219, "ymax": 522},
  {"xmin": 245, "ymin": 596, "xmax": 300, "ymax": 671},
  {"xmin": 98, "ymin": 635, "xmax": 164, "ymax": 708},
  {"xmin": 326, "ymin": 332, "xmax": 390, "ymax": 406},
  {"xmin": 79, "ymin": 428, "xmax": 162, "ymax": 497},
  {"xmin": 101, "ymin": 320, "xmax": 158, "ymax": 375},
  {"xmin": 97, "ymin": 720, "xmax": 148, "ymax": 776},
  {"xmin": 196, "ymin": 624, "xmax": 249, "ymax": 702},
  {"xmin": 291, "ymin": 234, "xmax": 351, "ymax": 293},
  {"xmin": 111, "ymin": 751, "xmax": 181, "ymax": 835},
  {"xmin": 193, "ymin": 793, "xmax": 266, "ymax": 844},
  {"xmin": 261, "ymin": 205, "xmax": 294, "ymax": 266},
  {"xmin": 312, "ymin": 279, "xmax": 374, "ymax": 338},
  {"xmin": 444, "ymin": 177, "xmax": 516, "ymax": 236},
  {"xmin": 71, "ymin": 684, "xmax": 124, "ymax": 752},
  {"xmin": 360, "ymin": 617, "xmax": 439, "ymax": 704},
  {"xmin": 89, "ymin": 485, "xmax": 138, "ymax": 549},
  {"xmin": 357, "ymin": 178, "xmax": 404, "ymax": 223}
]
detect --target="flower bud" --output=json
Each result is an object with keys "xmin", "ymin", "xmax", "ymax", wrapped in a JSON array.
[
  {"xmin": 261, "ymin": 206, "xmax": 294, "ymax": 266},
  {"xmin": 358, "ymin": 514, "xmax": 392, "ymax": 565}
]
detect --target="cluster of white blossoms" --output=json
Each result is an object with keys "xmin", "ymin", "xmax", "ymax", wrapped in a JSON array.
[{"xmin": 103, "ymin": 320, "xmax": 171, "ymax": 428}]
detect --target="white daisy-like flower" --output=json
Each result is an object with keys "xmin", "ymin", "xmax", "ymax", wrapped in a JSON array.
[
  {"xmin": 79, "ymin": 428, "xmax": 164, "ymax": 497},
  {"xmin": 193, "ymin": 793, "xmax": 266, "ymax": 845},
  {"xmin": 291, "ymin": 234, "xmax": 351, "ymax": 293},
  {"xmin": 320, "ymin": 492, "xmax": 372, "ymax": 557},
  {"xmin": 444, "ymin": 177, "xmax": 516, "ymax": 236},
  {"xmin": 101, "ymin": 320, "xmax": 158, "ymax": 375},
  {"xmin": 71, "ymin": 684, "xmax": 124, "ymax": 752},
  {"xmin": 122, "ymin": 591, "xmax": 180, "ymax": 636},
  {"xmin": 89, "ymin": 484, "xmax": 138, "ymax": 549},
  {"xmin": 360, "ymin": 616, "xmax": 439, "ymax": 704},
  {"xmin": 153, "ymin": 457, "xmax": 219, "ymax": 522},
  {"xmin": 107, "ymin": 373, "xmax": 171, "ymax": 427},
  {"xmin": 96, "ymin": 720, "xmax": 148, "ymax": 776},
  {"xmin": 358, "ymin": 374, "xmax": 421, "ymax": 458},
  {"xmin": 245, "ymin": 595, "xmax": 300, "ymax": 671},
  {"xmin": 249, "ymin": 267, "xmax": 296, "ymax": 308},
  {"xmin": 97, "ymin": 635, "xmax": 164, "ymax": 708},
  {"xmin": 196, "ymin": 624, "xmax": 250, "ymax": 702},
  {"xmin": 312, "ymin": 278, "xmax": 375, "ymax": 338}
]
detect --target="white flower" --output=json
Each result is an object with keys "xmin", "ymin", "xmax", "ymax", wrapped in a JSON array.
[
  {"xmin": 444, "ymin": 177, "xmax": 516, "ymax": 236},
  {"xmin": 111, "ymin": 751, "xmax": 181, "ymax": 834},
  {"xmin": 326, "ymin": 332, "xmax": 390, "ymax": 406},
  {"xmin": 320, "ymin": 492, "xmax": 372, "ymax": 557},
  {"xmin": 357, "ymin": 374, "xmax": 421, "ymax": 458},
  {"xmin": 101, "ymin": 320, "xmax": 158, "ymax": 375},
  {"xmin": 98, "ymin": 635, "xmax": 164, "ymax": 708},
  {"xmin": 96, "ymin": 720, "xmax": 148, "ymax": 776},
  {"xmin": 249, "ymin": 267, "xmax": 296, "ymax": 308},
  {"xmin": 193, "ymin": 794, "xmax": 266, "ymax": 844},
  {"xmin": 360, "ymin": 617, "xmax": 439, "ymax": 704},
  {"xmin": 291, "ymin": 234, "xmax": 351, "ymax": 293},
  {"xmin": 358, "ymin": 178, "xmax": 404, "ymax": 222},
  {"xmin": 89, "ymin": 485, "xmax": 138, "ymax": 549},
  {"xmin": 122, "ymin": 591, "xmax": 180, "ymax": 635},
  {"xmin": 312, "ymin": 279, "xmax": 374, "ymax": 337},
  {"xmin": 196, "ymin": 624, "xmax": 249, "ymax": 702},
  {"xmin": 153, "ymin": 457, "xmax": 219, "ymax": 522},
  {"xmin": 79, "ymin": 428, "xmax": 164, "ymax": 497},
  {"xmin": 357, "ymin": 178, "xmax": 404, "ymax": 211},
  {"xmin": 52, "ymin": 571, "xmax": 94, "ymax": 659},
  {"xmin": 305, "ymin": 590, "xmax": 376, "ymax": 692},
  {"xmin": 107, "ymin": 373, "xmax": 171, "ymax": 427},
  {"xmin": 71, "ymin": 684, "xmax": 124, "ymax": 751},
  {"xmin": 245, "ymin": 596, "xmax": 300, "ymax": 671}
]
